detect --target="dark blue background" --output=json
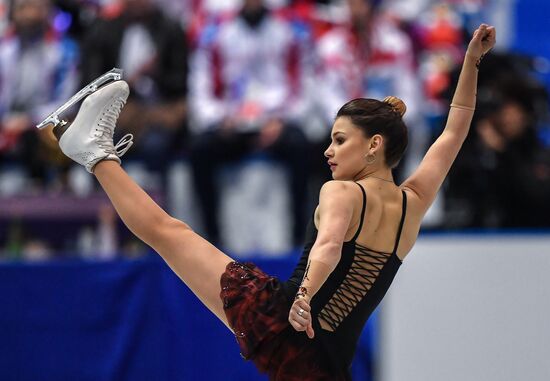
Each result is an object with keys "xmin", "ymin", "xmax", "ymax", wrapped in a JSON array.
[{"xmin": 0, "ymin": 255, "xmax": 376, "ymax": 381}]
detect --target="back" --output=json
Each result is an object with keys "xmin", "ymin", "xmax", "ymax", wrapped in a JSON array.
[
  {"xmin": 314, "ymin": 179, "xmax": 418, "ymax": 261},
  {"xmin": 284, "ymin": 180, "xmax": 410, "ymax": 372}
]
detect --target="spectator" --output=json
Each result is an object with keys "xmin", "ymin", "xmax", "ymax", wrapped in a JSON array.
[
  {"xmin": 314, "ymin": 0, "xmax": 426, "ymax": 182},
  {"xmin": 189, "ymin": 0, "xmax": 312, "ymax": 246},
  {"xmin": 81, "ymin": 0, "xmax": 188, "ymax": 177},
  {"xmin": 446, "ymin": 72, "xmax": 550, "ymax": 228},
  {"xmin": 0, "ymin": 0, "xmax": 79, "ymax": 186},
  {"xmin": 478, "ymin": 100, "xmax": 550, "ymax": 227}
]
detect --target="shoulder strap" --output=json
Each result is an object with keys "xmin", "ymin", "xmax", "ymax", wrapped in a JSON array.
[
  {"xmin": 352, "ymin": 182, "xmax": 367, "ymax": 241},
  {"xmin": 392, "ymin": 190, "xmax": 408, "ymax": 254}
]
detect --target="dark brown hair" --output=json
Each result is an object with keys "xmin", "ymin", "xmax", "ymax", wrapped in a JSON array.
[{"xmin": 336, "ymin": 97, "xmax": 408, "ymax": 168}]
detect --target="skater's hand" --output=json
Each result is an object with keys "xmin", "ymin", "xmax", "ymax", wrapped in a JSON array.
[
  {"xmin": 289, "ymin": 296, "xmax": 315, "ymax": 339},
  {"xmin": 466, "ymin": 23, "xmax": 496, "ymax": 60}
]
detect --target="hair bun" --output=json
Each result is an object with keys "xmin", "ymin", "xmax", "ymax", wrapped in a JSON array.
[{"xmin": 383, "ymin": 96, "xmax": 407, "ymax": 118}]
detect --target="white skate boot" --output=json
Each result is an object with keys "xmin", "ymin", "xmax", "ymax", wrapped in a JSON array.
[{"xmin": 38, "ymin": 75, "xmax": 134, "ymax": 173}]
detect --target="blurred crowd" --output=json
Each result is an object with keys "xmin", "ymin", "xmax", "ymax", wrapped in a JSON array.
[{"xmin": 0, "ymin": 0, "xmax": 549, "ymax": 260}]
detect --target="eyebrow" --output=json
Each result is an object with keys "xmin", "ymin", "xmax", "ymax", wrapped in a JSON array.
[{"xmin": 331, "ymin": 131, "xmax": 346, "ymax": 138}]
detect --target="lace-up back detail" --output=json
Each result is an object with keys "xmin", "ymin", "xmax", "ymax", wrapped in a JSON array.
[
  {"xmin": 318, "ymin": 246, "xmax": 394, "ymax": 331},
  {"xmin": 317, "ymin": 184, "xmax": 407, "ymax": 332}
]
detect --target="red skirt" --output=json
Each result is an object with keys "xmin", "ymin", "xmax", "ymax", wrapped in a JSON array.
[{"xmin": 220, "ymin": 262, "xmax": 348, "ymax": 381}]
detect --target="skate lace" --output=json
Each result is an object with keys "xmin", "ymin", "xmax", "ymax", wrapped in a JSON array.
[{"xmin": 95, "ymin": 97, "xmax": 133, "ymax": 157}]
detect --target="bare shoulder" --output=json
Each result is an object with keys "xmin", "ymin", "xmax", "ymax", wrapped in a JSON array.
[
  {"xmin": 319, "ymin": 180, "xmax": 363, "ymax": 202},
  {"xmin": 317, "ymin": 181, "xmax": 364, "ymax": 222},
  {"xmin": 314, "ymin": 181, "xmax": 364, "ymax": 235}
]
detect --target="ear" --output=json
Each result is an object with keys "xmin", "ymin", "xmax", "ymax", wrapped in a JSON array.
[{"xmin": 368, "ymin": 134, "xmax": 384, "ymax": 154}]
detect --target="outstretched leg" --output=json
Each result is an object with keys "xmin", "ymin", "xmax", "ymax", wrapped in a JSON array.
[
  {"xmin": 94, "ymin": 160, "xmax": 234, "ymax": 329},
  {"xmin": 45, "ymin": 78, "xmax": 235, "ymax": 329}
]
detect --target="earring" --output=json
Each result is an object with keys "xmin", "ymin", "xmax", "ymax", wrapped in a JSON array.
[{"xmin": 366, "ymin": 153, "xmax": 376, "ymax": 164}]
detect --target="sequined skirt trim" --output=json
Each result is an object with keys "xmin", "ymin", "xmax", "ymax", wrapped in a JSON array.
[
  {"xmin": 219, "ymin": 261, "xmax": 349, "ymax": 381},
  {"xmin": 220, "ymin": 262, "xmax": 289, "ymax": 361}
]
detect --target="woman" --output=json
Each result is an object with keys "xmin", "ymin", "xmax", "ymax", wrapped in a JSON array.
[{"xmin": 48, "ymin": 24, "xmax": 495, "ymax": 381}]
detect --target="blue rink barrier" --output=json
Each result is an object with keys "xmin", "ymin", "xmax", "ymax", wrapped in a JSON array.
[{"xmin": 0, "ymin": 254, "xmax": 375, "ymax": 381}]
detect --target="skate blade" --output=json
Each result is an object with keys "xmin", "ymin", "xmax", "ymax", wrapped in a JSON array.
[{"xmin": 36, "ymin": 68, "xmax": 124, "ymax": 130}]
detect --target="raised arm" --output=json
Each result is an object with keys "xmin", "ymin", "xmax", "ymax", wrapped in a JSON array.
[{"xmin": 402, "ymin": 24, "xmax": 496, "ymax": 213}]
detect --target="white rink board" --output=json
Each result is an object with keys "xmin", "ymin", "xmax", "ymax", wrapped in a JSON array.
[{"xmin": 379, "ymin": 234, "xmax": 550, "ymax": 381}]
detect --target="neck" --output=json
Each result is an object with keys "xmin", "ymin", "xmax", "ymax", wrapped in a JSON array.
[{"xmin": 353, "ymin": 166, "xmax": 394, "ymax": 183}]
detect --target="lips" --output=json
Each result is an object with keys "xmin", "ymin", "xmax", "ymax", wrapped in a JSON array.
[{"xmin": 328, "ymin": 161, "xmax": 337, "ymax": 170}]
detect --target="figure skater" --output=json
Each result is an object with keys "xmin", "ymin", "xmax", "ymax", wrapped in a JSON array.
[{"xmin": 39, "ymin": 24, "xmax": 495, "ymax": 381}]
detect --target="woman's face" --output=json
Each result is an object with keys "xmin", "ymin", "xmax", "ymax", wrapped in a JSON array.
[{"xmin": 324, "ymin": 117, "xmax": 371, "ymax": 180}]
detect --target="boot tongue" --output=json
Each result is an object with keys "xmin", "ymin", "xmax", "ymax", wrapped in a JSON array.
[{"xmin": 52, "ymin": 120, "xmax": 71, "ymax": 141}]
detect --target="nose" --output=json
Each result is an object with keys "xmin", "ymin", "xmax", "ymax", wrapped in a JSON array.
[{"xmin": 324, "ymin": 143, "xmax": 333, "ymax": 158}]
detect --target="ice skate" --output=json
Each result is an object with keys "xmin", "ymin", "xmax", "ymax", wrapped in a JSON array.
[
  {"xmin": 46, "ymin": 78, "xmax": 133, "ymax": 173},
  {"xmin": 36, "ymin": 68, "xmax": 124, "ymax": 130}
]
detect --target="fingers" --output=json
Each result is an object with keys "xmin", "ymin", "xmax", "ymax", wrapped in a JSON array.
[
  {"xmin": 289, "ymin": 316, "xmax": 308, "ymax": 331},
  {"xmin": 485, "ymin": 26, "xmax": 496, "ymax": 42},
  {"xmin": 480, "ymin": 25, "xmax": 496, "ymax": 53},
  {"xmin": 469, "ymin": 23, "xmax": 496, "ymax": 56},
  {"xmin": 292, "ymin": 309, "xmax": 310, "ymax": 324},
  {"xmin": 472, "ymin": 24, "xmax": 488, "ymax": 42},
  {"xmin": 306, "ymin": 322, "xmax": 315, "ymax": 339},
  {"xmin": 475, "ymin": 23, "xmax": 496, "ymax": 41},
  {"xmin": 289, "ymin": 299, "xmax": 313, "ymax": 335},
  {"xmin": 288, "ymin": 313, "xmax": 310, "ymax": 333},
  {"xmin": 294, "ymin": 298, "xmax": 311, "ymax": 311},
  {"xmin": 290, "ymin": 306, "xmax": 310, "ymax": 326}
]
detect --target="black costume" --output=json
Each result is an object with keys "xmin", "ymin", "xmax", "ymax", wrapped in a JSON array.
[{"xmin": 221, "ymin": 183, "xmax": 408, "ymax": 380}]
